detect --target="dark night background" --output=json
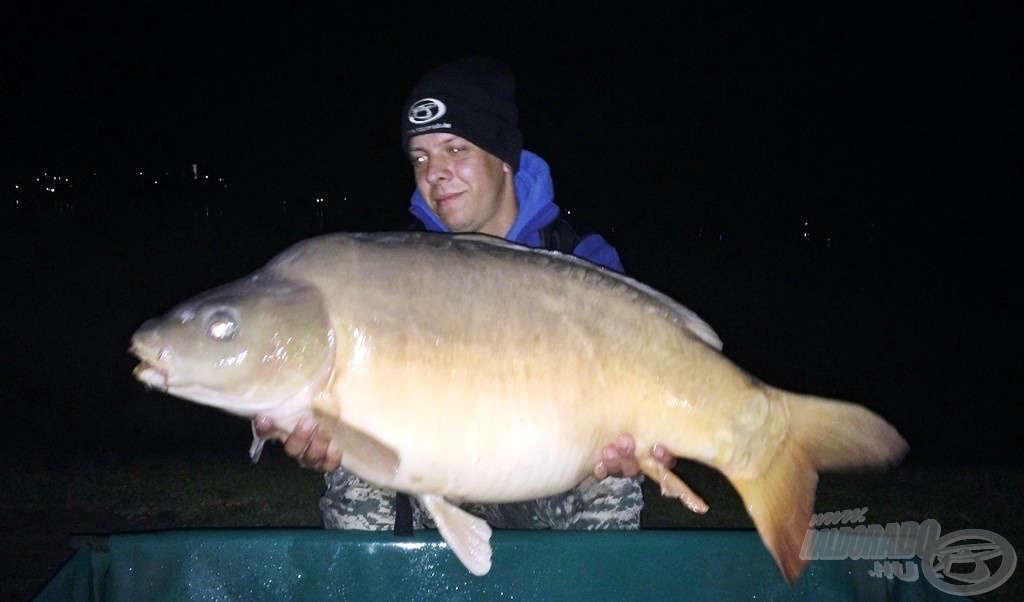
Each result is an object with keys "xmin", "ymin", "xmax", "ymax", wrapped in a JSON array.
[{"xmin": 1, "ymin": 1, "xmax": 1021, "ymax": 469}]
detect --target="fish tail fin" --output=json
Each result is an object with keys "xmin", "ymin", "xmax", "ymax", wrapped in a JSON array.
[
  {"xmin": 782, "ymin": 390, "xmax": 909, "ymax": 472},
  {"xmin": 727, "ymin": 388, "xmax": 908, "ymax": 585},
  {"xmin": 727, "ymin": 430, "xmax": 818, "ymax": 585}
]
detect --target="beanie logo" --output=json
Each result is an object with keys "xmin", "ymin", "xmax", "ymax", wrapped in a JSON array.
[{"xmin": 408, "ymin": 98, "xmax": 447, "ymax": 125}]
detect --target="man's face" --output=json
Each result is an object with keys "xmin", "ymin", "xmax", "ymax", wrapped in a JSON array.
[{"xmin": 408, "ymin": 133, "xmax": 517, "ymax": 237}]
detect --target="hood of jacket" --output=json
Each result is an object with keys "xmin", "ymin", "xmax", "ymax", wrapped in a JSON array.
[{"xmin": 408, "ymin": 149, "xmax": 559, "ymax": 247}]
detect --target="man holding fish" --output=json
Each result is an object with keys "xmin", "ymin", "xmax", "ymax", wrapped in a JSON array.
[{"xmin": 253, "ymin": 56, "xmax": 674, "ymax": 532}]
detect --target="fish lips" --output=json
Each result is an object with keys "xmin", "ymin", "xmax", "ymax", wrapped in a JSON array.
[{"xmin": 130, "ymin": 337, "xmax": 170, "ymax": 390}]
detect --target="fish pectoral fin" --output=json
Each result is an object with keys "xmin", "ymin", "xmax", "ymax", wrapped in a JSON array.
[
  {"xmin": 418, "ymin": 494, "xmax": 493, "ymax": 576},
  {"xmin": 638, "ymin": 456, "xmax": 709, "ymax": 514},
  {"xmin": 249, "ymin": 428, "xmax": 266, "ymax": 464},
  {"xmin": 312, "ymin": 410, "xmax": 401, "ymax": 485}
]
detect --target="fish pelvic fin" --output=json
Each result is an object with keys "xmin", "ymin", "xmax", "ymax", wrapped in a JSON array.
[
  {"xmin": 418, "ymin": 494, "xmax": 493, "ymax": 576},
  {"xmin": 728, "ymin": 388, "xmax": 909, "ymax": 585}
]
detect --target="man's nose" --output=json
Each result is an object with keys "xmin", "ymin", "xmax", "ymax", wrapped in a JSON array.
[{"xmin": 425, "ymin": 156, "xmax": 451, "ymax": 183}]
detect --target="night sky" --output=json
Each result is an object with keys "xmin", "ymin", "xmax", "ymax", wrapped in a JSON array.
[{"xmin": 2, "ymin": 3, "xmax": 1021, "ymax": 463}]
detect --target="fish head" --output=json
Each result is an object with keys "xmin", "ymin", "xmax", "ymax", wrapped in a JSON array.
[{"xmin": 130, "ymin": 272, "xmax": 335, "ymax": 423}]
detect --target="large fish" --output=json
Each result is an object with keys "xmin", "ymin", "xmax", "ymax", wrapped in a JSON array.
[{"xmin": 131, "ymin": 231, "xmax": 907, "ymax": 583}]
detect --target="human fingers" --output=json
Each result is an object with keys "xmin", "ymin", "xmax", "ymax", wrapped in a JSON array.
[
  {"xmin": 292, "ymin": 423, "xmax": 341, "ymax": 472},
  {"xmin": 650, "ymin": 442, "xmax": 677, "ymax": 469},
  {"xmin": 281, "ymin": 417, "xmax": 326, "ymax": 467},
  {"xmin": 613, "ymin": 434, "xmax": 641, "ymax": 477},
  {"xmin": 594, "ymin": 435, "xmax": 641, "ymax": 479},
  {"xmin": 252, "ymin": 414, "xmax": 287, "ymax": 442}
]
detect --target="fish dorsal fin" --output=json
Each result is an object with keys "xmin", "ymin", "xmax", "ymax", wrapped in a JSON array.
[{"xmin": 418, "ymin": 494, "xmax": 493, "ymax": 576}]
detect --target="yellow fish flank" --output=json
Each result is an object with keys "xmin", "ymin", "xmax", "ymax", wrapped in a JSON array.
[{"xmin": 130, "ymin": 231, "xmax": 908, "ymax": 583}]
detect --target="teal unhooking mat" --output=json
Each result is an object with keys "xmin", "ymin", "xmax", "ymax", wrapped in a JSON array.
[{"xmin": 36, "ymin": 529, "xmax": 961, "ymax": 601}]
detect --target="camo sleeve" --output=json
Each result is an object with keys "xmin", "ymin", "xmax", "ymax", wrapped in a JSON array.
[
  {"xmin": 320, "ymin": 469, "xmax": 643, "ymax": 531},
  {"xmin": 458, "ymin": 476, "xmax": 643, "ymax": 530},
  {"xmin": 320, "ymin": 470, "xmax": 420, "ymax": 530}
]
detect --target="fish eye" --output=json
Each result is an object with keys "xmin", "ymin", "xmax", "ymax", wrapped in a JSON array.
[{"xmin": 206, "ymin": 311, "xmax": 238, "ymax": 340}]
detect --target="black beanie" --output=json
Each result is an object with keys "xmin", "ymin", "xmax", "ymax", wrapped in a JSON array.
[{"xmin": 401, "ymin": 56, "xmax": 523, "ymax": 172}]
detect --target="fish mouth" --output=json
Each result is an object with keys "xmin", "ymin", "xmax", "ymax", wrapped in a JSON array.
[{"xmin": 129, "ymin": 340, "xmax": 170, "ymax": 390}]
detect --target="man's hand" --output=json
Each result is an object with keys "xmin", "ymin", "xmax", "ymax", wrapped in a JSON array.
[
  {"xmin": 593, "ymin": 434, "xmax": 676, "ymax": 479},
  {"xmin": 252, "ymin": 415, "xmax": 342, "ymax": 472}
]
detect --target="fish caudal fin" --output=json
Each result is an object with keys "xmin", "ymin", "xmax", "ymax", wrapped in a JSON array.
[
  {"xmin": 728, "ymin": 431, "xmax": 818, "ymax": 584},
  {"xmin": 728, "ymin": 388, "xmax": 908, "ymax": 585},
  {"xmin": 783, "ymin": 391, "xmax": 910, "ymax": 472},
  {"xmin": 418, "ymin": 494, "xmax": 494, "ymax": 576}
]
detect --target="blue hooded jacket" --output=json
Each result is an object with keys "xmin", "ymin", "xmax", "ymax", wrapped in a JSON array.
[{"xmin": 408, "ymin": 150, "xmax": 624, "ymax": 272}]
